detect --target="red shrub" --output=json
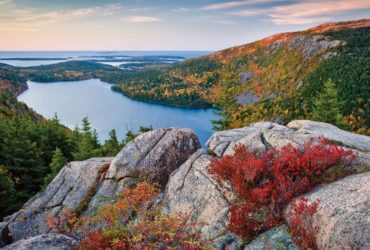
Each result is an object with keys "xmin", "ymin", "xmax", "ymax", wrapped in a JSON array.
[
  {"xmin": 208, "ymin": 137, "xmax": 355, "ymax": 242},
  {"xmin": 79, "ymin": 231, "xmax": 115, "ymax": 250},
  {"xmin": 287, "ymin": 197, "xmax": 319, "ymax": 250}
]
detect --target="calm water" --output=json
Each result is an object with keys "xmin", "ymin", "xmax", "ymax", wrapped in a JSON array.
[
  {"xmin": 0, "ymin": 51, "xmax": 211, "ymax": 67},
  {"xmin": 18, "ymin": 80, "xmax": 218, "ymax": 146}
]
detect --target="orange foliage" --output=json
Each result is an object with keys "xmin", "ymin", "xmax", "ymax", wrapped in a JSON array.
[{"xmin": 48, "ymin": 182, "xmax": 208, "ymax": 250}]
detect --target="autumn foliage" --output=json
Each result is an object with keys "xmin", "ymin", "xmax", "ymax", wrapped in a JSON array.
[
  {"xmin": 48, "ymin": 182, "xmax": 208, "ymax": 250},
  {"xmin": 208, "ymin": 137, "xmax": 355, "ymax": 246},
  {"xmin": 287, "ymin": 197, "xmax": 319, "ymax": 250}
]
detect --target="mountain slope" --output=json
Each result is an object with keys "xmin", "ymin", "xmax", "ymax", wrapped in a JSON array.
[{"xmin": 113, "ymin": 18, "xmax": 369, "ymax": 134}]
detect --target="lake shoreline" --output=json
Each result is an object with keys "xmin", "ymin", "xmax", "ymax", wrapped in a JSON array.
[{"xmin": 18, "ymin": 79, "xmax": 218, "ymax": 146}]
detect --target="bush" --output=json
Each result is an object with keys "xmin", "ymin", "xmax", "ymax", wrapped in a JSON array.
[
  {"xmin": 208, "ymin": 137, "xmax": 355, "ymax": 243},
  {"xmin": 48, "ymin": 182, "xmax": 208, "ymax": 249},
  {"xmin": 287, "ymin": 197, "xmax": 319, "ymax": 250}
]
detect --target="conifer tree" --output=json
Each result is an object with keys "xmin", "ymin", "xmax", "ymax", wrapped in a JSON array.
[
  {"xmin": 43, "ymin": 147, "xmax": 68, "ymax": 188},
  {"xmin": 311, "ymin": 79, "xmax": 343, "ymax": 126},
  {"xmin": 0, "ymin": 166, "xmax": 16, "ymax": 219},
  {"xmin": 72, "ymin": 117, "xmax": 102, "ymax": 160},
  {"xmin": 102, "ymin": 129, "xmax": 121, "ymax": 156}
]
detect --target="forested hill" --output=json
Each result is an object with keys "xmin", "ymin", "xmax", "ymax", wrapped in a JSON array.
[{"xmin": 112, "ymin": 18, "xmax": 369, "ymax": 134}]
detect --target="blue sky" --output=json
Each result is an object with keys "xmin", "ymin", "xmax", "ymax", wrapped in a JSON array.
[{"xmin": 0, "ymin": 0, "xmax": 369, "ymax": 50}]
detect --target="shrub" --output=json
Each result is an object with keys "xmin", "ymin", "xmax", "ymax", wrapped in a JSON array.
[
  {"xmin": 48, "ymin": 182, "xmax": 208, "ymax": 249},
  {"xmin": 208, "ymin": 137, "xmax": 355, "ymax": 242},
  {"xmin": 287, "ymin": 197, "xmax": 319, "ymax": 250}
]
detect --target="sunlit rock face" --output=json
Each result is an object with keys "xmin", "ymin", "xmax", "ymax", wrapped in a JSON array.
[
  {"xmin": 164, "ymin": 120, "xmax": 370, "ymax": 248},
  {"xmin": 0, "ymin": 128, "xmax": 200, "ymax": 245}
]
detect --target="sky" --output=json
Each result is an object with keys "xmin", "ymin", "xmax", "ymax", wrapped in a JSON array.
[{"xmin": 0, "ymin": 0, "xmax": 369, "ymax": 51}]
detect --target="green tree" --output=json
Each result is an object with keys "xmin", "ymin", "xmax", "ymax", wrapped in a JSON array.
[
  {"xmin": 0, "ymin": 166, "xmax": 16, "ymax": 219},
  {"xmin": 102, "ymin": 129, "xmax": 121, "ymax": 156},
  {"xmin": 43, "ymin": 148, "xmax": 68, "ymax": 188},
  {"xmin": 311, "ymin": 79, "xmax": 343, "ymax": 126},
  {"xmin": 0, "ymin": 114, "xmax": 74, "ymax": 218},
  {"xmin": 121, "ymin": 126, "xmax": 152, "ymax": 146},
  {"xmin": 72, "ymin": 117, "xmax": 102, "ymax": 160}
]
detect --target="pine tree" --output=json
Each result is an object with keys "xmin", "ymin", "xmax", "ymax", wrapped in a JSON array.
[
  {"xmin": 0, "ymin": 166, "xmax": 16, "ymax": 219},
  {"xmin": 43, "ymin": 148, "xmax": 68, "ymax": 188},
  {"xmin": 122, "ymin": 130, "xmax": 138, "ymax": 146},
  {"xmin": 102, "ymin": 129, "xmax": 121, "ymax": 156},
  {"xmin": 72, "ymin": 117, "xmax": 102, "ymax": 160},
  {"xmin": 51, "ymin": 113, "xmax": 60, "ymax": 124},
  {"xmin": 311, "ymin": 79, "xmax": 343, "ymax": 126}
]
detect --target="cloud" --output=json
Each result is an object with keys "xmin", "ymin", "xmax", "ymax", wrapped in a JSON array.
[
  {"xmin": 173, "ymin": 7, "xmax": 189, "ymax": 13},
  {"xmin": 0, "ymin": 4, "xmax": 122, "ymax": 31},
  {"xmin": 270, "ymin": 0, "xmax": 370, "ymax": 24},
  {"xmin": 124, "ymin": 15, "xmax": 162, "ymax": 23},
  {"xmin": 202, "ymin": 0, "xmax": 279, "ymax": 10},
  {"xmin": 0, "ymin": 0, "xmax": 13, "ymax": 7},
  {"xmin": 230, "ymin": 10, "xmax": 259, "ymax": 16},
  {"xmin": 127, "ymin": 7, "xmax": 156, "ymax": 12},
  {"xmin": 0, "ymin": 26, "xmax": 38, "ymax": 32},
  {"xmin": 230, "ymin": 0, "xmax": 370, "ymax": 25},
  {"xmin": 211, "ymin": 20, "xmax": 236, "ymax": 25}
]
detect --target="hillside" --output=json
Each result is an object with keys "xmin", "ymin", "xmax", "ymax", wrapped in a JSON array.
[{"xmin": 112, "ymin": 18, "xmax": 369, "ymax": 134}]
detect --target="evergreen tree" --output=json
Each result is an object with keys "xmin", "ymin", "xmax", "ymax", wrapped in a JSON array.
[
  {"xmin": 121, "ymin": 126, "xmax": 152, "ymax": 146},
  {"xmin": 102, "ymin": 129, "xmax": 121, "ymax": 156},
  {"xmin": 0, "ymin": 166, "xmax": 16, "ymax": 219},
  {"xmin": 122, "ymin": 130, "xmax": 138, "ymax": 146},
  {"xmin": 72, "ymin": 117, "xmax": 102, "ymax": 160},
  {"xmin": 5, "ymin": 117, "xmax": 46, "ymax": 205},
  {"xmin": 51, "ymin": 113, "xmax": 60, "ymax": 124},
  {"xmin": 43, "ymin": 148, "xmax": 68, "ymax": 188},
  {"xmin": 311, "ymin": 79, "xmax": 343, "ymax": 126},
  {"xmin": 139, "ymin": 126, "xmax": 152, "ymax": 133},
  {"xmin": 0, "ymin": 114, "xmax": 74, "ymax": 218}
]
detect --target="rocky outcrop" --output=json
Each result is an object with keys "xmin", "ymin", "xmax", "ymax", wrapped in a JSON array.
[
  {"xmin": 2, "ymin": 121, "xmax": 369, "ymax": 249},
  {"xmin": 3, "ymin": 234, "xmax": 77, "ymax": 250},
  {"xmin": 1, "ymin": 128, "xmax": 199, "ymax": 246},
  {"xmin": 207, "ymin": 120, "xmax": 370, "ymax": 167},
  {"xmin": 236, "ymin": 90, "xmax": 259, "ymax": 105},
  {"xmin": 288, "ymin": 35, "xmax": 342, "ymax": 60},
  {"xmin": 107, "ymin": 128, "xmax": 200, "ymax": 186},
  {"xmin": 286, "ymin": 173, "xmax": 370, "ymax": 250},
  {"xmin": 287, "ymin": 120, "xmax": 370, "ymax": 168},
  {"xmin": 164, "ymin": 149, "xmax": 237, "ymax": 239},
  {"xmin": 287, "ymin": 120, "xmax": 370, "ymax": 152},
  {"xmin": 2, "ymin": 158, "xmax": 113, "ymax": 243},
  {"xmin": 164, "ymin": 120, "xmax": 370, "ymax": 243},
  {"xmin": 240, "ymin": 71, "xmax": 254, "ymax": 83}
]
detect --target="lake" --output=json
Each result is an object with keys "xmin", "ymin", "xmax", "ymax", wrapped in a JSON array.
[{"xmin": 18, "ymin": 79, "xmax": 218, "ymax": 147}]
